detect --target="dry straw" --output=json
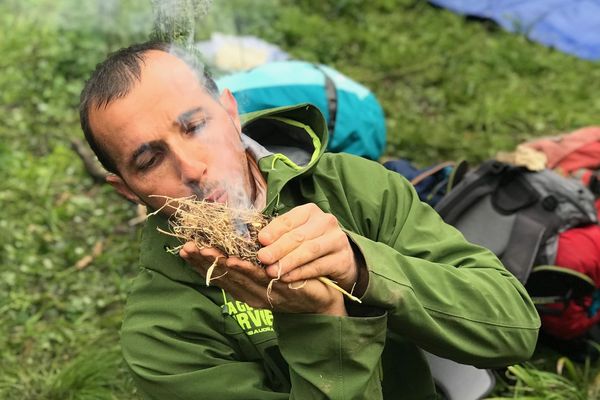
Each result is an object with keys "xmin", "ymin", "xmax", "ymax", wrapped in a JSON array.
[{"xmin": 149, "ymin": 195, "xmax": 361, "ymax": 304}]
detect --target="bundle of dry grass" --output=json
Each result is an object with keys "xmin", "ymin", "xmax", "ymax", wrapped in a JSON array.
[
  {"xmin": 150, "ymin": 195, "xmax": 268, "ymax": 265},
  {"xmin": 149, "ymin": 195, "xmax": 361, "ymax": 304}
]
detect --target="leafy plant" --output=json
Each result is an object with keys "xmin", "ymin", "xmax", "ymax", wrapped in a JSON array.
[{"xmin": 489, "ymin": 350, "xmax": 600, "ymax": 400}]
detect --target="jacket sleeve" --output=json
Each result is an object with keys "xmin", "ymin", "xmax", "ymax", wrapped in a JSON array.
[
  {"xmin": 329, "ymin": 156, "xmax": 541, "ymax": 368},
  {"xmin": 121, "ymin": 268, "xmax": 386, "ymax": 400}
]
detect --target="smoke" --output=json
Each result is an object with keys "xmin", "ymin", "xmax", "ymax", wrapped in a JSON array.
[
  {"xmin": 188, "ymin": 175, "xmax": 251, "ymax": 210},
  {"xmin": 26, "ymin": 0, "xmax": 155, "ymax": 38},
  {"xmin": 186, "ymin": 135, "xmax": 254, "ymax": 207},
  {"xmin": 150, "ymin": 0, "xmax": 214, "ymax": 45},
  {"xmin": 33, "ymin": 0, "xmax": 215, "ymax": 47},
  {"xmin": 188, "ymin": 173, "xmax": 254, "ymax": 238},
  {"xmin": 164, "ymin": 42, "xmax": 256, "ymax": 227},
  {"xmin": 93, "ymin": 0, "xmax": 253, "ymax": 233},
  {"xmin": 153, "ymin": 0, "xmax": 257, "ymax": 220}
]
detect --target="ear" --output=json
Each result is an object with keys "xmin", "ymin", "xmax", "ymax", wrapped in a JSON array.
[
  {"xmin": 219, "ymin": 88, "xmax": 241, "ymax": 133},
  {"xmin": 106, "ymin": 174, "xmax": 142, "ymax": 204}
]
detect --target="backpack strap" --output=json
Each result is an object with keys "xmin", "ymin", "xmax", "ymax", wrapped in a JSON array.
[
  {"xmin": 446, "ymin": 159, "xmax": 469, "ymax": 192},
  {"xmin": 491, "ymin": 169, "xmax": 559, "ymax": 282},
  {"xmin": 590, "ymin": 172, "xmax": 600, "ymax": 195},
  {"xmin": 435, "ymin": 160, "xmax": 508, "ymax": 224},
  {"xmin": 436, "ymin": 161, "xmax": 552, "ymax": 284},
  {"xmin": 410, "ymin": 161, "xmax": 454, "ymax": 186},
  {"xmin": 499, "ymin": 213, "xmax": 546, "ymax": 283},
  {"xmin": 313, "ymin": 64, "xmax": 338, "ymax": 139},
  {"xmin": 526, "ymin": 265, "xmax": 596, "ymax": 315}
]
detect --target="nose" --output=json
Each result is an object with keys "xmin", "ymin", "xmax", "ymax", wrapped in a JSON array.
[{"xmin": 172, "ymin": 145, "xmax": 207, "ymax": 187}]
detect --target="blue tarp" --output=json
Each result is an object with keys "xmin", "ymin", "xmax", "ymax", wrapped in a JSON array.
[{"xmin": 430, "ymin": 0, "xmax": 600, "ymax": 60}]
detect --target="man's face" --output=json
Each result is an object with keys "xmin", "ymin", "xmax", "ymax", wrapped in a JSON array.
[{"xmin": 89, "ymin": 50, "xmax": 254, "ymax": 214}]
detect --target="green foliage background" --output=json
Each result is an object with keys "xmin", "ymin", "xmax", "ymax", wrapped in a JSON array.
[{"xmin": 1, "ymin": 0, "xmax": 598, "ymax": 398}]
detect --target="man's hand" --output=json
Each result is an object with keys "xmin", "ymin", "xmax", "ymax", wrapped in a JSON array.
[
  {"xmin": 257, "ymin": 203, "xmax": 363, "ymax": 295},
  {"xmin": 179, "ymin": 243, "xmax": 347, "ymax": 316}
]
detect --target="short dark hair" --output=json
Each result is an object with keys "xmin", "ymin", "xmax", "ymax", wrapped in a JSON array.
[{"xmin": 79, "ymin": 41, "xmax": 219, "ymax": 174}]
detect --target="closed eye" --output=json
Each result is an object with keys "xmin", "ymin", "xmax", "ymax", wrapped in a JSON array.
[
  {"xmin": 137, "ymin": 152, "xmax": 163, "ymax": 172},
  {"xmin": 185, "ymin": 119, "xmax": 207, "ymax": 135},
  {"xmin": 130, "ymin": 141, "xmax": 164, "ymax": 173}
]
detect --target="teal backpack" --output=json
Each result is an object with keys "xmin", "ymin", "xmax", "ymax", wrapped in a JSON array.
[{"xmin": 216, "ymin": 61, "xmax": 386, "ymax": 160}]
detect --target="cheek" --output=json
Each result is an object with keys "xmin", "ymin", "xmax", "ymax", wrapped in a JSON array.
[
  {"xmin": 129, "ymin": 172, "xmax": 189, "ymax": 202},
  {"xmin": 209, "ymin": 133, "xmax": 246, "ymax": 170},
  {"xmin": 217, "ymin": 146, "xmax": 247, "ymax": 176}
]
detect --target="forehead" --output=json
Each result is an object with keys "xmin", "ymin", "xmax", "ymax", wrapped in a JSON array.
[
  {"xmin": 117, "ymin": 50, "xmax": 208, "ymax": 108},
  {"xmin": 139, "ymin": 50, "xmax": 203, "ymax": 92}
]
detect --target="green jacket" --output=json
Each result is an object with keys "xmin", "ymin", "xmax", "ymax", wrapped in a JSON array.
[{"xmin": 121, "ymin": 104, "xmax": 540, "ymax": 399}]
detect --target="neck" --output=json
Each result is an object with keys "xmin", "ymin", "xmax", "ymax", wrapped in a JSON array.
[{"xmin": 246, "ymin": 151, "xmax": 267, "ymax": 210}]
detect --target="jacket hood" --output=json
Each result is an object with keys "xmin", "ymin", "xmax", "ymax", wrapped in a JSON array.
[
  {"xmin": 140, "ymin": 103, "xmax": 329, "ymax": 285},
  {"xmin": 241, "ymin": 102, "xmax": 329, "ymax": 155},
  {"xmin": 241, "ymin": 103, "xmax": 329, "ymax": 216}
]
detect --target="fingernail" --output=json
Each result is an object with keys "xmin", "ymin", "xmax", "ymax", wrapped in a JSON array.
[
  {"xmin": 258, "ymin": 230, "xmax": 270, "ymax": 243},
  {"xmin": 265, "ymin": 263, "xmax": 278, "ymax": 277}
]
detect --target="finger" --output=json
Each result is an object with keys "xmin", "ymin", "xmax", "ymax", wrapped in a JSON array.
[
  {"xmin": 258, "ymin": 203, "xmax": 318, "ymax": 246},
  {"xmin": 264, "ymin": 227, "xmax": 344, "ymax": 278},
  {"xmin": 278, "ymin": 253, "xmax": 340, "ymax": 284},
  {"xmin": 202, "ymin": 258, "xmax": 227, "ymax": 283},
  {"xmin": 180, "ymin": 243, "xmax": 227, "ymax": 279},
  {"xmin": 210, "ymin": 265, "xmax": 273, "ymax": 308},
  {"xmin": 263, "ymin": 237, "xmax": 327, "ymax": 278},
  {"xmin": 257, "ymin": 214, "xmax": 332, "ymax": 266},
  {"xmin": 181, "ymin": 242, "xmax": 224, "ymax": 261},
  {"xmin": 225, "ymin": 257, "xmax": 270, "ymax": 285},
  {"xmin": 197, "ymin": 247, "xmax": 225, "ymax": 259},
  {"xmin": 179, "ymin": 241, "xmax": 198, "ymax": 258},
  {"xmin": 266, "ymin": 277, "xmax": 344, "ymax": 314},
  {"xmin": 225, "ymin": 256, "xmax": 258, "ymax": 270}
]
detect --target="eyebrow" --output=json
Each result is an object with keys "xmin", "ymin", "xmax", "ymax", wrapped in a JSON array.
[{"xmin": 177, "ymin": 107, "xmax": 205, "ymax": 128}]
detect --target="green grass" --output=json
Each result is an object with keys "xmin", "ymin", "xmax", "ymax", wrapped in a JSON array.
[
  {"xmin": 489, "ymin": 353, "xmax": 600, "ymax": 399},
  {"xmin": 1, "ymin": 0, "xmax": 599, "ymax": 398}
]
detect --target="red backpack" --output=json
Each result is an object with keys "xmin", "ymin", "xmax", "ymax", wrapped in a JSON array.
[
  {"xmin": 535, "ymin": 225, "xmax": 600, "ymax": 340},
  {"xmin": 522, "ymin": 127, "xmax": 600, "ymax": 339}
]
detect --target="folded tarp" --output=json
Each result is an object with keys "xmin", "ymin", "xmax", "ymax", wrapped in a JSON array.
[{"xmin": 429, "ymin": 0, "xmax": 600, "ymax": 60}]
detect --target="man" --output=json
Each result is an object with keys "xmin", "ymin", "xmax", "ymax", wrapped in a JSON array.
[{"xmin": 80, "ymin": 41, "xmax": 540, "ymax": 399}]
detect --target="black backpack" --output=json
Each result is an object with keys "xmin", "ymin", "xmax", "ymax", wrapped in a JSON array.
[{"xmin": 435, "ymin": 160, "xmax": 598, "ymax": 284}]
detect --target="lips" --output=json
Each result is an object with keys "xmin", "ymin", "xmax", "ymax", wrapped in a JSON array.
[{"xmin": 205, "ymin": 189, "xmax": 228, "ymax": 204}]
